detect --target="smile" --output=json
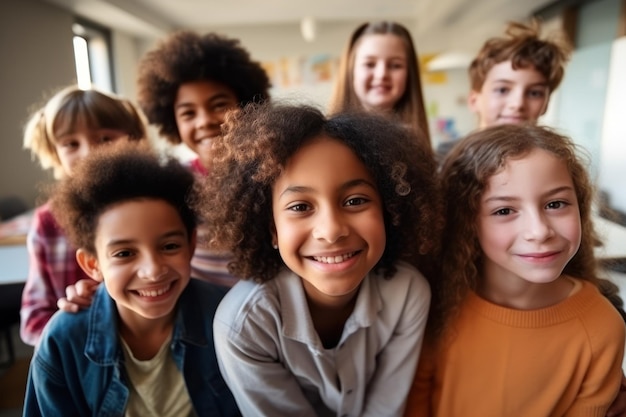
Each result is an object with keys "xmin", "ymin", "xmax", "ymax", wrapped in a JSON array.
[
  {"xmin": 312, "ymin": 251, "xmax": 358, "ymax": 264},
  {"xmin": 135, "ymin": 282, "xmax": 172, "ymax": 297}
]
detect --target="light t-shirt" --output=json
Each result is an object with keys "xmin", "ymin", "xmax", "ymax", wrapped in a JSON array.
[{"xmin": 121, "ymin": 334, "xmax": 195, "ymax": 417}]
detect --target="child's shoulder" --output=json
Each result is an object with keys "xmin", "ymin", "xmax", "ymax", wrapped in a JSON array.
[
  {"xmin": 377, "ymin": 261, "xmax": 430, "ymax": 293},
  {"xmin": 575, "ymin": 279, "xmax": 625, "ymax": 328},
  {"xmin": 38, "ymin": 288, "xmax": 107, "ymax": 351},
  {"xmin": 216, "ymin": 276, "xmax": 278, "ymax": 316},
  {"xmin": 178, "ymin": 279, "xmax": 230, "ymax": 316},
  {"xmin": 31, "ymin": 201, "xmax": 61, "ymax": 230}
]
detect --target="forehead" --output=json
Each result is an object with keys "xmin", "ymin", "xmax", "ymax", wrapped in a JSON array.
[
  {"xmin": 175, "ymin": 80, "xmax": 238, "ymax": 104},
  {"xmin": 485, "ymin": 148, "xmax": 572, "ymax": 194},
  {"xmin": 53, "ymin": 111, "xmax": 100, "ymax": 138},
  {"xmin": 354, "ymin": 34, "xmax": 407, "ymax": 59},
  {"xmin": 275, "ymin": 135, "xmax": 373, "ymax": 187},
  {"xmin": 95, "ymin": 199, "xmax": 184, "ymax": 237},
  {"xmin": 484, "ymin": 60, "xmax": 548, "ymax": 86}
]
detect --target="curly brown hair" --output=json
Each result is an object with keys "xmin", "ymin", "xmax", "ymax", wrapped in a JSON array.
[
  {"xmin": 200, "ymin": 102, "xmax": 442, "ymax": 282},
  {"xmin": 50, "ymin": 142, "xmax": 199, "ymax": 254},
  {"xmin": 430, "ymin": 124, "xmax": 600, "ymax": 337},
  {"xmin": 328, "ymin": 21, "xmax": 431, "ymax": 147},
  {"xmin": 469, "ymin": 19, "xmax": 572, "ymax": 92},
  {"xmin": 137, "ymin": 30, "xmax": 271, "ymax": 144}
]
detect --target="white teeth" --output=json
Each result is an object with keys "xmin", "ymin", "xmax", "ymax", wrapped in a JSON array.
[
  {"xmin": 313, "ymin": 252, "xmax": 356, "ymax": 264},
  {"xmin": 136, "ymin": 283, "xmax": 171, "ymax": 297}
]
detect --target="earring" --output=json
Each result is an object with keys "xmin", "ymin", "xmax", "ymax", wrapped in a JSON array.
[{"xmin": 273, "ymin": 244, "xmax": 278, "ymax": 250}]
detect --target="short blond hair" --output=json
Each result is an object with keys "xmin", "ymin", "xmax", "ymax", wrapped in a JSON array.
[{"xmin": 23, "ymin": 85, "xmax": 147, "ymax": 178}]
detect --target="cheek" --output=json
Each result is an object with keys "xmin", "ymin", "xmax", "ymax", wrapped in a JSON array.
[
  {"xmin": 274, "ymin": 219, "xmax": 301, "ymax": 246},
  {"xmin": 394, "ymin": 70, "xmax": 408, "ymax": 89},
  {"xmin": 477, "ymin": 221, "xmax": 508, "ymax": 254},
  {"xmin": 563, "ymin": 217, "xmax": 582, "ymax": 247}
]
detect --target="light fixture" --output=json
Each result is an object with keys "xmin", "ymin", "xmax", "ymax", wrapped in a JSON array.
[
  {"xmin": 426, "ymin": 51, "xmax": 473, "ymax": 71},
  {"xmin": 300, "ymin": 16, "xmax": 317, "ymax": 43}
]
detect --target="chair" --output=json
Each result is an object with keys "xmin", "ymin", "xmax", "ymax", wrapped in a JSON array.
[
  {"xmin": 0, "ymin": 283, "xmax": 23, "ymax": 368},
  {"xmin": 0, "ymin": 196, "xmax": 28, "ymax": 221}
]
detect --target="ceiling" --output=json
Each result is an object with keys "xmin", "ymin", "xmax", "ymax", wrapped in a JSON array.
[{"xmin": 42, "ymin": 0, "xmax": 558, "ymax": 53}]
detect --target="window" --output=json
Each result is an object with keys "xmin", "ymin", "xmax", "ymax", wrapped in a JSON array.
[{"xmin": 72, "ymin": 20, "xmax": 115, "ymax": 92}]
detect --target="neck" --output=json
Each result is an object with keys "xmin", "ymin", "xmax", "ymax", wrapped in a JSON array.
[
  {"xmin": 477, "ymin": 275, "xmax": 574, "ymax": 310},
  {"xmin": 301, "ymin": 280, "xmax": 360, "ymax": 349},
  {"xmin": 117, "ymin": 311, "xmax": 175, "ymax": 360}
]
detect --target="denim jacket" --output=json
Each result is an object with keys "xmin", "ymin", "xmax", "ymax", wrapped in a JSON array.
[{"xmin": 23, "ymin": 279, "xmax": 240, "ymax": 417}]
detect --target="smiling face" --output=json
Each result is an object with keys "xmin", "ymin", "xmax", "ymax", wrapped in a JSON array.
[
  {"xmin": 469, "ymin": 61, "xmax": 550, "ymax": 129},
  {"xmin": 174, "ymin": 80, "xmax": 239, "ymax": 170},
  {"xmin": 77, "ymin": 199, "xmax": 195, "ymax": 332},
  {"xmin": 271, "ymin": 136, "xmax": 386, "ymax": 307},
  {"xmin": 352, "ymin": 34, "xmax": 408, "ymax": 113},
  {"xmin": 477, "ymin": 148, "xmax": 581, "ymax": 292},
  {"xmin": 54, "ymin": 121, "xmax": 129, "ymax": 177}
]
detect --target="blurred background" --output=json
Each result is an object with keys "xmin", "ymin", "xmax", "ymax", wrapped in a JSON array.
[
  {"xmin": 0, "ymin": 0, "xmax": 625, "ymax": 414},
  {"xmin": 1, "ymin": 0, "xmax": 624, "ymax": 215}
]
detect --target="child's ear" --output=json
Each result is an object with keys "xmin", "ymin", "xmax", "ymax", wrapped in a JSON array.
[
  {"xmin": 76, "ymin": 249, "xmax": 103, "ymax": 282},
  {"xmin": 467, "ymin": 90, "xmax": 480, "ymax": 113}
]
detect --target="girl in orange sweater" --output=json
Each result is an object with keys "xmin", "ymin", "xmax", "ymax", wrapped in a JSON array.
[{"xmin": 405, "ymin": 124, "xmax": 625, "ymax": 417}]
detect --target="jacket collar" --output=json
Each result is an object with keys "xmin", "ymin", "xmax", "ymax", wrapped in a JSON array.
[{"xmin": 83, "ymin": 280, "xmax": 208, "ymax": 364}]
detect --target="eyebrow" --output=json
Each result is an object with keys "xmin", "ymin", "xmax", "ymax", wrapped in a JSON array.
[
  {"xmin": 278, "ymin": 178, "xmax": 377, "ymax": 199},
  {"xmin": 492, "ymin": 79, "xmax": 548, "ymax": 87},
  {"xmin": 483, "ymin": 185, "xmax": 575, "ymax": 203},
  {"xmin": 175, "ymin": 93, "xmax": 234, "ymax": 109},
  {"xmin": 105, "ymin": 230, "xmax": 187, "ymax": 248}
]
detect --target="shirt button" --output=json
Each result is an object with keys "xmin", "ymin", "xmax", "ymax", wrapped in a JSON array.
[{"xmin": 346, "ymin": 389, "xmax": 353, "ymax": 395}]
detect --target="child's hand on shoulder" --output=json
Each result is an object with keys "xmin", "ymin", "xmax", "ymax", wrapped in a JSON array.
[{"xmin": 57, "ymin": 279, "xmax": 99, "ymax": 313}]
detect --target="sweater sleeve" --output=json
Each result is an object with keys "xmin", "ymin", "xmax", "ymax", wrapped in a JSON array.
[{"xmin": 564, "ymin": 302, "xmax": 626, "ymax": 417}]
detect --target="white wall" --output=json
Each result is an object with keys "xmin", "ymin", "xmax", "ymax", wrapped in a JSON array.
[
  {"xmin": 0, "ymin": 0, "xmax": 76, "ymax": 208},
  {"xmin": 203, "ymin": 19, "xmax": 412, "ymax": 109},
  {"xmin": 551, "ymin": 0, "xmax": 621, "ymax": 182},
  {"xmin": 599, "ymin": 37, "xmax": 626, "ymax": 214}
]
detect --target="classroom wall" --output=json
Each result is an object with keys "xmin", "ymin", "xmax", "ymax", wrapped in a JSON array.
[
  {"xmin": 1, "ymin": 0, "xmax": 622, "ymax": 213},
  {"xmin": 200, "ymin": 19, "xmax": 415, "ymax": 109},
  {"xmin": 553, "ymin": 0, "xmax": 621, "ymax": 181},
  {"xmin": 599, "ymin": 36, "xmax": 626, "ymax": 214},
  {"xmin": 0, "ymin": 0, "xmax": 76, "ymax": 209}
]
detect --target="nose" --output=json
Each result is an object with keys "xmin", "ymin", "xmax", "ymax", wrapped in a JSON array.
[
  {"xmin": 522, "ymin": 210, "xmax": 554, "ymax": 242},
  {"xmin": 312, "ymin": 207, "xmax": 349, "ymax": 243},
  {"xmin": 374, "ymin": 61, "xmax": 388, "ymax": 79},
  {"xmin": 137, "ymin": 253, "xmax": 169, "ymax": 281},
  {"xmin": 196, "ymin": 109, "xmax": 221, "ymax": 130},
  {"xmin": 76, "ymin": 141, "xmax": 93, "ymax": 159},
  {"xmin": 507, "ymin": 89, "xmax": 526, "ymax": 111}
]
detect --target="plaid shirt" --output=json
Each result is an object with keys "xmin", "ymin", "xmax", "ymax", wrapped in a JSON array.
[{"xmin": 20, "ymin": 202, "xmax": 89, "ymax": 346}]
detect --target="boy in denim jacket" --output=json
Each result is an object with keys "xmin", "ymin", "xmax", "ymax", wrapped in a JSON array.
[{"xmin": 23, "ymin": 142, "xmax": 239, "ymax": 416}]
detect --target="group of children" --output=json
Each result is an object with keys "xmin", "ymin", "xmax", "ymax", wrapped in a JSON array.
[{"xmin": 16, "ymin": 16, "xmax": 626, "ymax": 417}]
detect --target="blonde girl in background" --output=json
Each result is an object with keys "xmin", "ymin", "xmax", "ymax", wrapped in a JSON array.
[
  {"xmin": 405, "ymin": 124, "xmax": 625, "ymax": 417},
  {"xmin": 20, "ymin": 85, "xmax": 147, "ymax": 346},
  {"xmin": 328, "ymin": 21, "xmax": 431, "ymax": 151}
]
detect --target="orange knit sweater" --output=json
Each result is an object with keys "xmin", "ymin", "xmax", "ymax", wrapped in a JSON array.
[{"xmin": 405, "ymin": 280, "xmax": 625, "ymax": 417}]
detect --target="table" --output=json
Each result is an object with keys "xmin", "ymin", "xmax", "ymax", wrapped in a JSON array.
[{"xmin": 0, "ymin": 244, "xmax": 28, "ymax": 285}]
